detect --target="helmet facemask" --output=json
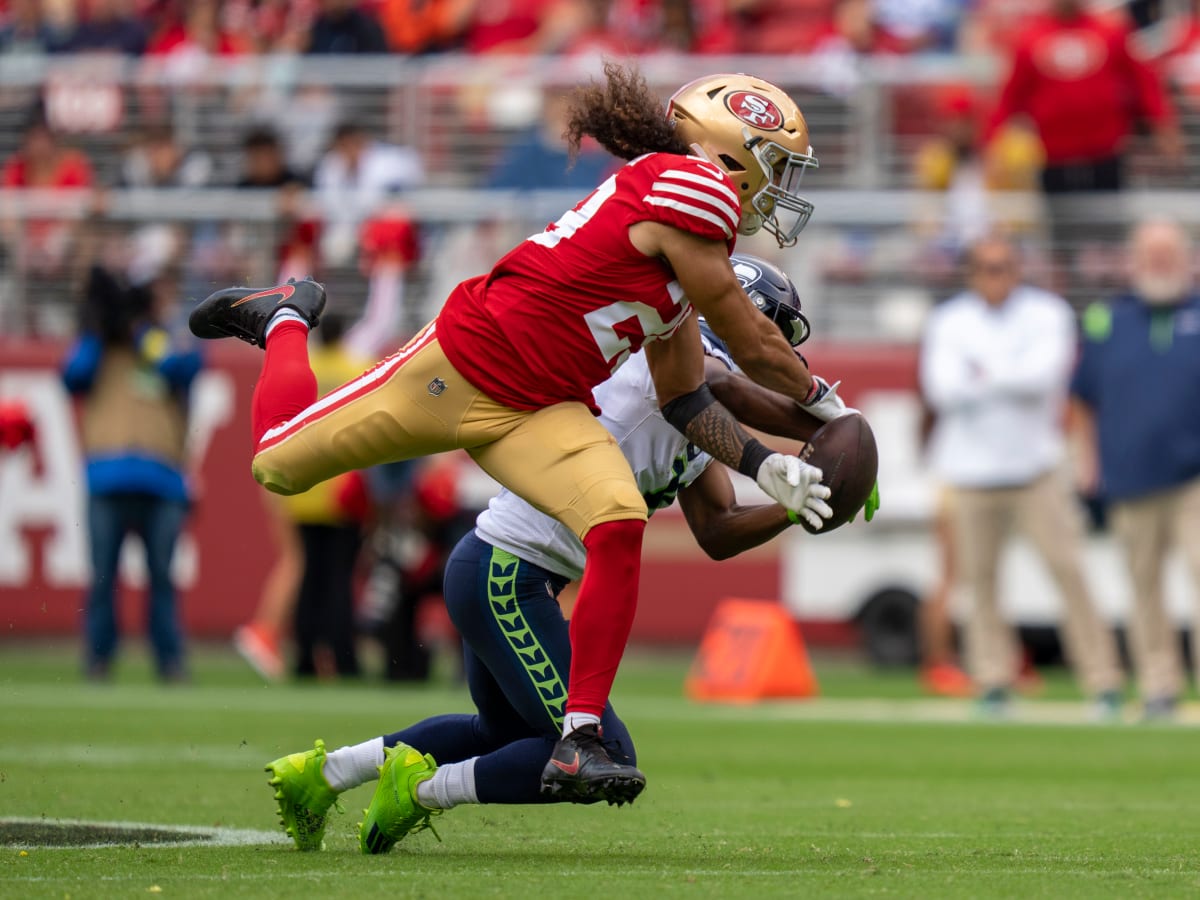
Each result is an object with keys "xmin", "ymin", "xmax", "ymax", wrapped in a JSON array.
[
  {"xmin": 749, "ymin": 290, "xmax": 810, "ymax": 346},
  {"xmin": 667, "ymin": 74, "xmax": 819, "ymax": 248},
  {"xmin": 744, "ymin": 130, "xmax": 818, "ymax": 247}
]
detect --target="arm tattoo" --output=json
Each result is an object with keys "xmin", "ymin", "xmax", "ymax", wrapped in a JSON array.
[{"xmin": 682, "ymin": 401, "xmax": 754, "ymax": 472}]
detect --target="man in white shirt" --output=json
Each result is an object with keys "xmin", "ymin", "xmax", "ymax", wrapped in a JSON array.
[
  {"xmin": 313, "ymin": 122, "xmax": 425, "ymax": 266},
  {"xmin": 920, "ymin": 233, "xmax": 1122, "ymax": 715}
]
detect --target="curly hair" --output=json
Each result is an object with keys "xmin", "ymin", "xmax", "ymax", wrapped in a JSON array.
[{"xmin": 565, "ymin": 62, "xmax": 690, "ymax": 162}]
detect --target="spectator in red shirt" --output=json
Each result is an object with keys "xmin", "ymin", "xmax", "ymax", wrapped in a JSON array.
[
  {"xmin": 460, "ymin": 0, "xmax": 554, "ymax": 53},
  {"xmin": 984, "ymin": 0, "xmax": 1184, "ymax": 297},
  {"xmin": 146, "ymin": 0, "xmax": 250, "ymax": 58},
  {"xmin": 659, "ymin": 0, "xmax": 738, "ymax": 54},
  {"xmin": 221, "ymin": 0, "xmax": 315, "ymax": 53},
  {"xmin": 142, "ymin": 0, "xmax": 250, "ymax": 86},
  {"xmin": 730, "ymin": 0, "xmax": 837, "ymax": 56},
  {"xmin": 1, "ymin": 114, "xmax": 95, "ymax": 280},
  {"xmin": 984, "ymin": 0, "xmax": 1182, "ymax": 194},
  {"xmin": 1, "ymin": 116, "xmax": 93, "ymax": 190},
  {"xmin": 543, "ymin": 0, "xmax": 735, "ymax": 54},
  {"xmin": 958, "ymin": 0, "xmax": 1048, "ymax": 56}
]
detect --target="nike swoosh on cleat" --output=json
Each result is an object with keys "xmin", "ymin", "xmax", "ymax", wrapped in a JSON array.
[
  {"xmin": 230, "ymin": 284, "xmax": 297, "ymax": 308},
  {"xmin": 549, "ymin": 752, "xmax": 581, "ymax": 776}
]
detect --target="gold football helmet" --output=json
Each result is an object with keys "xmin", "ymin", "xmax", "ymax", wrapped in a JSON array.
[{"xmin": 667, "ymin": 74, "xmax": 818, "ymax": 247}]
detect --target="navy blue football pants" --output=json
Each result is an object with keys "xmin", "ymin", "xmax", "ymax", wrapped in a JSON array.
[{"xmin": 383, "ymin": 531, "xmax": 636, "ymax": 803}]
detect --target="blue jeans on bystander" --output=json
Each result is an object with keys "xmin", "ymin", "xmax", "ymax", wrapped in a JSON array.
[{"xmin": 85, "ymin": 492, "xmax": 190, "ymax": 680}]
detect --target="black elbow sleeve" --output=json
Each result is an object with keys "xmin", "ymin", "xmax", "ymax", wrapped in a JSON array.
[{"xmin": 661, "ymin": 383, "xmax": 718, "ymax": 434}]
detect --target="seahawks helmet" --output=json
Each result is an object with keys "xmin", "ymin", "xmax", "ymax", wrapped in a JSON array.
[{"xmin": 730, "ymin": 253, "xmax": 810, "ymax": 346}]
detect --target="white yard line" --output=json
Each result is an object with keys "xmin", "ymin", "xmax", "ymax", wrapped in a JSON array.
[
  {"xmin": 0, "ymin": 816, "xmax": 289, "ymax": 850},
  {"xmin": 0, "ymin": 744, "xmax": 267, "ymax": 768}
]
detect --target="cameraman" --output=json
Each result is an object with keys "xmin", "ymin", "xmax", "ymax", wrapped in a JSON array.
[{"xmin": 62, "ymin": 266, "xmax": 205, "ymax": 682}]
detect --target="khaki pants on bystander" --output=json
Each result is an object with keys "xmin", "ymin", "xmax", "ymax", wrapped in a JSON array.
[{"xmin": 950, "ymin": 471, "xmax": 1123, "ymax": 696}]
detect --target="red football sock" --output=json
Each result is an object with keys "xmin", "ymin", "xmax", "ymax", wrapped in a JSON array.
[
  {"xmin": 566, "ymin": 518, "xmax": 647, "ymax": 717},
  {"xmin": 251, "ymin": 320, "xmax": 317, "ymax": 447}
]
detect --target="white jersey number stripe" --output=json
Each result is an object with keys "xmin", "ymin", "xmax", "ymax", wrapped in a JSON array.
[
  {"xmin": 648, "ymin": 180, "xmax": 740, "ymax": 226},
  {"xmin": 643, "ymin": 196, "xmax": 735, "ymax": 238},
  {"xmin": 657, "ymin": 168, "xmax": 741, "ymax": 207}
]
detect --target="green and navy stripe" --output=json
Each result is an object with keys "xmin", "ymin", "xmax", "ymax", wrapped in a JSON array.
[{"xmin": 486, "ymin": 547, "xmax": 567, "ymax": 727}]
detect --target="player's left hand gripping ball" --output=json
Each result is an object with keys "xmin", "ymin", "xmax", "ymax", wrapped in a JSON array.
[{"xmin": 755, "ymin": 453, "xmax": 833, "ymax": 530}]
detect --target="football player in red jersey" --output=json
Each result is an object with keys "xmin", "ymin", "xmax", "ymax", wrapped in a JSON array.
[{"xmin": 190, "ymin": 64, "xmax": 852, "ymax": 817}]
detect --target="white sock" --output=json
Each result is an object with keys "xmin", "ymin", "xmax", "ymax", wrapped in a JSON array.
[
  {"xmin": 263, "ymin": 308, "xmax": 309, "ymax": 341},
  {"xmin": 415, "ymin": 758, "xmax": 478, "ymax": 810},
  {"xmin": 562, "ymin": 712, "xmax": 601, "ymax": 737},
  {"xmin": 322, "ymin": 737, "xmax": 385, "ymax": 793}
]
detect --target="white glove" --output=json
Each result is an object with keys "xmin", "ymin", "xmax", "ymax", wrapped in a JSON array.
[
  {"xmin": 755, "ymin": 453, "xmax": 833, "ymax": 531},
  {"xmin": 803, "ymin": 377, "xmax": 858, "ymax": 423}
]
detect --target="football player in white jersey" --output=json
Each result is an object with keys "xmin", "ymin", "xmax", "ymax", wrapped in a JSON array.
[{"xmin": 268, "ymin": 256, "xmax": 864, "ymax": 854}]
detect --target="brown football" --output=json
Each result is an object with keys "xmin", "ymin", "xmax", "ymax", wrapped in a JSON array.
[{"xmin": 797, "ymin": 413, "xmax": 879, "ymax": 534}]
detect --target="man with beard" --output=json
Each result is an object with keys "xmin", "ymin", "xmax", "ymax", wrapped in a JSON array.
[{"xmin": 1071, "ymin": 218, "xmax": 1200, "ymax": 721}]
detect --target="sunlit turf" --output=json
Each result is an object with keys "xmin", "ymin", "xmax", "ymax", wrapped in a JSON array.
[{"xmin": 2, "ymin": 640, "xmax": 1198, "ymax": 898}]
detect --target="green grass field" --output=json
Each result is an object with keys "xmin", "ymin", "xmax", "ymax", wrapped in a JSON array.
[{"xmin": 2, "ymin": 641, "xmax": 1198, "ymax": 898}]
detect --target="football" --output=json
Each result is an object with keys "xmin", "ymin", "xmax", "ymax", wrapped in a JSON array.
[{"xmin": 797, "ymin": 413, "xmax": 879, "ymax": 534}]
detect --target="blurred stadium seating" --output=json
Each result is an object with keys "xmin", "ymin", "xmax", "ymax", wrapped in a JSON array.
[{"xmin": 2, "ymin": 45, "xmax": 1200, "ymax": 339}]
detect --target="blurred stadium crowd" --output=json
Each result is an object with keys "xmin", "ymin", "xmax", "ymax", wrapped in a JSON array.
[
  {"xmin": 0, "ymin": 0, "xmax": 1154, "ymax": 58},
  {"xmin": 5, "ymin": 0, "xmax": 1200, "ymax": 337}
]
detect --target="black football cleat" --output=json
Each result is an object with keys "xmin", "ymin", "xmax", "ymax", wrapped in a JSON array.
[
  {"xmin": 540, "ymin": 724, "xmax": 646, "ymax": 807},
  {"xmin": 189, "ymin": 277, "xmax": 326, "ymax": 348}
]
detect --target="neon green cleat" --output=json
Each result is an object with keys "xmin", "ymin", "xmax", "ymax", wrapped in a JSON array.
[
  {"xmin": 358, "ymin": 742, "xmax": 441, "ymax": 854},
  {"xmin": 265, "ymin": 738, "xmax": 342, "ymax": 851}
]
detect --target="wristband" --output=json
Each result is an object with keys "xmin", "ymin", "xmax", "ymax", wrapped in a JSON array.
[
  {"xmin": 786, "ymin": 508, "xmax": 802, "ymax": 526},
  {"xmin": 802, "ymin": 377, "xmax": 824, "ymax": 405},
  {"xmin": 737, "ymin": 437, "xmax": 773, "ymax": 479}
]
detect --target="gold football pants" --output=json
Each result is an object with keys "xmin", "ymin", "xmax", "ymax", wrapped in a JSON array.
[{"xmin": 251, "ymin": 323, "xmax": 647, "ymax": 539}]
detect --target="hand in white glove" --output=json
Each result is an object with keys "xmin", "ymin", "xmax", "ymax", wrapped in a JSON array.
[
  {"xmin": 803, "ymin": 376, "xmax": 859, "ymax": 423},
  {"xmin": 755, "ymin": 453, "xmax": 834, "ymax": 531}
]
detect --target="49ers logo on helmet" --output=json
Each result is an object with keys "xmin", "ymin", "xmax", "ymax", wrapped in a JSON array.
[{"xmin": 724, "ymin": 90, "xmax": 783, "ymax": 131}]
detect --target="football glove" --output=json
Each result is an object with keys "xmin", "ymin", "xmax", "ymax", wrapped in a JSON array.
[
  {"xmin": 802, "ymin": 376, "xmax": 858, "ymax": 423},
  {"xmin": 756, "ymin": 453, "xmax": 833, "ymax": 531},
  {"xmin": 851, "ymin": 480, "xmax": 881, "ymax": 524}
]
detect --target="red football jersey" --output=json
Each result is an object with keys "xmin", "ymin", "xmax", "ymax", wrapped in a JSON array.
[{"xmin": 437, "ymin": 152, "xmax": 740, "ymax": 413}]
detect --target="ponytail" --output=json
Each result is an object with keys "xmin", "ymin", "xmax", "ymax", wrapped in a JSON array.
[{"xmin": 565, "ymin": 62, "xmax": 690, "ymax": 162}]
